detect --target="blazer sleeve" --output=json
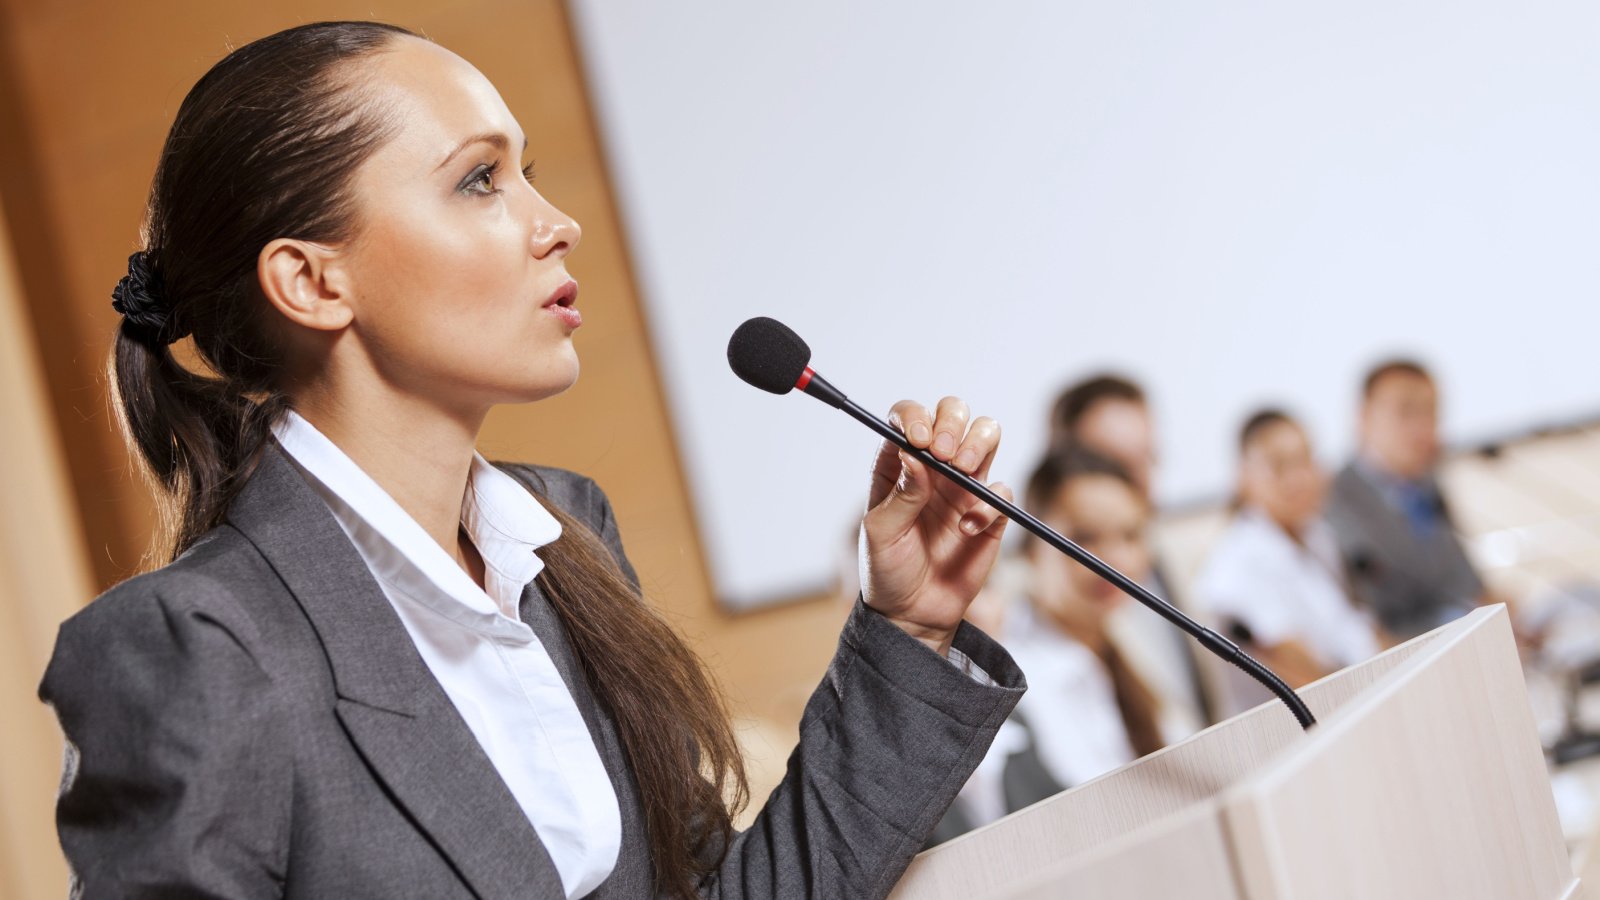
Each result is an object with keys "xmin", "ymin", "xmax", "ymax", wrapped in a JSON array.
[
  {"xmin": 39, "ymin": 581, "xmax": 291, "ymax": 898},
  {"xmin": 699, "ymin": 602, "xmax": 1024, "ymax": 899},
  {"xmin": 556, "ymin": 468, "xmax": 1027, "ymax": 898}
]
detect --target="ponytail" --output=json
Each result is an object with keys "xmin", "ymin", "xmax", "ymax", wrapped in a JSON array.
[{"xmin": 109, "ymin": 316, "xmax": 286, "ymax": 565}]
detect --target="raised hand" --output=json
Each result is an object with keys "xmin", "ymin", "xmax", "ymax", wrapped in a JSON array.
[{"xmin": 860, "ymin": 397, "xmax": 1013, "ymax": 656}]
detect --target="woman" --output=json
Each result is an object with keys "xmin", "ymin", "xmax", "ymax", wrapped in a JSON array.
[
  {"xmin": 40, "ymin": 22, "xmax": 1023, "ymax": 899},
  {"xmin": 1193, "ymin": 409, "xmax": 1381, "ymax": 713},
  {"xmin": 994, "ymin": 446, "xmax": 1169, "ymax": 793}
]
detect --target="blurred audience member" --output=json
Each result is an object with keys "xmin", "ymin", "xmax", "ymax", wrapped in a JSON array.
[
  {"xmin": 929, "ymin": 446, "xmax": 1174, "ymax": 846},
  {"xmin": 1050, "ymin": 374, "xmax": 1156, "ymax": 497},
  {"xmin": 1194, "ymin": 410, "xmax": 1381, "ymax": 714},
  {"xmin": 1326, "ymin": 360, "xmax": 1487, "ymax": 640},
  {"xmin": 1012, "ymin": 448, "xmax": 1174, "ymax": 780},
  {"xmin": 1049, "ymin": 374, "xmax": 1213, "ymax": 731}
]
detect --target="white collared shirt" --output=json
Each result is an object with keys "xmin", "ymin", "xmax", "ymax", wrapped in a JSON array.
[
  {"xmin": 272, "ymin": 411, "xmax": 621, "ymax": 898},
  {"xmin": 1005, "ymin": 598, "xmax": 1138, "ymax": 789},
  {"xmin": 1194, "ymin": 507, "xmax": 1380, "ymax": 671}
]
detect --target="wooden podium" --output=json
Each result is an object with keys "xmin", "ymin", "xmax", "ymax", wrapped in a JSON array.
[{"xmin": 890, "ymin": 605, "xmax": 1578, "ymax": 899}]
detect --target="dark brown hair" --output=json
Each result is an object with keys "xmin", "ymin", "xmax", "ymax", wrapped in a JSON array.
[
  {"xmin": 1238, "ymin": 407, "xmax": 1295, "ymax": 453},
  {"xmin": 1019, "ymin": 444, "xmax": 1163, "ymax": 756},
  {"xmin": 1048, "ymin": 373, "xmax": 1146, "ymax": 449},
  {"xmin": 1023, "ymin": 443, "xmax": 1144, "ymax": 516},
  {"xmin": 109, "ymin": 21, "xmax": 744, "ymax": 897},
  {"xmin": 1361, "ymin": 358, "xmax": 1433, "ymax": 400}
]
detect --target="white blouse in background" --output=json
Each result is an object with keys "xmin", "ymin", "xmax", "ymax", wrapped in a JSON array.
[
  {"xmin": 272, "ymin": 411, "xmax": 621, "ymax": 899},
  {"xmin": 1005, "ymin": 598, "xmax": 1137, "ymax": 791},
  {"xmin": 1193, "ymin": 507, "xmax": 1380, "ymax": 671}
]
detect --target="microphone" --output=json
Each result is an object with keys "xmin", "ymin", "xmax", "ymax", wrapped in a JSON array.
[{"xmin": 727, "ymin": 316, "xmax": 1317, "ymax": 730}]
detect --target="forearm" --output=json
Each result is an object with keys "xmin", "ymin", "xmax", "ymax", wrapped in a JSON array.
[{"xmin": 701, "ymin": 601, "xmax": 1024, "ymax": 899}]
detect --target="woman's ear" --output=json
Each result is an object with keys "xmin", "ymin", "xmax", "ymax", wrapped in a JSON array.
[{"xmin": 258, "ymin": 238, "xmax": 354, "ymax": 332}]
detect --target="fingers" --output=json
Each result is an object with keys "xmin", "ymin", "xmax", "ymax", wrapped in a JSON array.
[
  {"xmin": 875, "ymin": 396, "xmax": 1003, "ymax": 537},
  {"xmin": 958, "ymin": 481, "xmax": 1013, "ymax": 539},
  {"xmin": 865, "ymin": 449, "xmax": 934, "ymax": 539},
  {"xmin": 888, "ymin": 397, "xmax": 989, "ymax": 470},
  {"xmin": 866, "ymin": 433, "xmax": 905, "ymax": 510},
  {"xmin": 873, "ymin": 400, "xmax": 934, "ymax": 511},
  {"xmin": 952, "ymin": 416, "xmax": 1000, "ymax": 479},
  {"xmin": 930, "ymin": 396, "xmax": 970, "ymax": 460},
  {"xmin": 887, "ymin": 399, "xmax": 935, "ymax": 449}
]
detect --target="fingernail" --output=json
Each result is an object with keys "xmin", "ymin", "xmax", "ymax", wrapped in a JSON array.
[
  {"xmin": 954, "ymin": 449, "xmax": 978, "ymax": 471},
  {"xmin": 960, "ymin": 515, "xmax": 983, "ymax": 535},
  {"xmin": 933, "ymin": 433, "xmax": 955, "ymax": 457},
  {"xmin": 910, "ymin": 423, "xmax": 932, "ymax": 444}
]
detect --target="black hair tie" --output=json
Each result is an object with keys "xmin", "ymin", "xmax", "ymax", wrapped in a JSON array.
[{"xmin": 111, "ymin": 250, "xmax": 186, "ymax": 345}]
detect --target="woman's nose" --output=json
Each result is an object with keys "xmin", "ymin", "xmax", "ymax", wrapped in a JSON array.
[{"xmin": 531, "ymin": 199, "xmax": 582, "ymax": 260}]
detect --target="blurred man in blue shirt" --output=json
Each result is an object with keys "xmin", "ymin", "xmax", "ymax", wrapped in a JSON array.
[{"xmin": 1326, "ymin": 360, "xmax": 1487, "ymax": 641}]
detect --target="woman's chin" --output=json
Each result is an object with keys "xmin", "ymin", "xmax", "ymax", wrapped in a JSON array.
[{"xmin": 508, "ymin": 353, "xmax": 581, "ymax": 403}]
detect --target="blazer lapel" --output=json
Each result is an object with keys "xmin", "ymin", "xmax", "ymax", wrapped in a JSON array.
[
  {"xmin": 227, "ymin": 443, "xmax": 566, "ymax": 900},
  {"xmin": 1344, "ymin": 465, "xmax": 1429, "ymax": 563}
]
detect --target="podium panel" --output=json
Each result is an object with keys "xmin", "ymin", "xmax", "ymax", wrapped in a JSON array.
[
  {"xmin": 1222, "ymin": 607, "xmax": 1570, "ymax": 898},
  {"xmin": 889, "ymin": 606, "xmax": 1577, "ymax": 899},
  {"xmin": 996, "ymin": 804, "xmax": 1238, "ymax": 900}
]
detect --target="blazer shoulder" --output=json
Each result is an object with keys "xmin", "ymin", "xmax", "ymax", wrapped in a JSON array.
[
  {"xmin": 492, "ymin": 462, "xmax": 639, "ymax": 587},
  {"xmin": 50, "ymin": 527, "xmax": 275, "ymax": 675},
  {"xmin": 1325, "ymin": 464, "xmax": 1379, "ymax": 520},
  {"xmin": 491, "ymin": 461, "xmax": 612, "ymax": 532},
  {"xmin": 1328, "ymin": 462, "xmax": 1365, "ymax": 497}
]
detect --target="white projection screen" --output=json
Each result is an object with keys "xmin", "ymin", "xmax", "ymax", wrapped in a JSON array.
[{"xmin": 567, "ymin": 1, "xmax": 1600, "ymax": 610}]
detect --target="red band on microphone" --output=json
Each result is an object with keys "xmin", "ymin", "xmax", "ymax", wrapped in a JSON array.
[{"xmin": 795, "ymin": 367, "xmax": 815, "ymax": 391}]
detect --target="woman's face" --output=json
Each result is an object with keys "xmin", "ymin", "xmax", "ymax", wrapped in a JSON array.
[
  {"xmin": 1239, "ymin": 419, "xmax": 1326, "ymax": 532},
  {"xmin": 1028, "ymin": 473, "xmax": 1152, "ymax": 632},
  {"xmin": 332, "ymin": 37, "xmax": 584, "ymax": 413}
]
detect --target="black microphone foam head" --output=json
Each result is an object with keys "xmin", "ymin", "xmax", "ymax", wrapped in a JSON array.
[{"xmin": 727, "ymin": 317, "xmax": 812, "ymax": 394}]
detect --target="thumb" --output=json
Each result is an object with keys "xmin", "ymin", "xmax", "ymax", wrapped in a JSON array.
[{"xmin": 865, "ymin": 450, "xmax": 932, "ymax": 539}]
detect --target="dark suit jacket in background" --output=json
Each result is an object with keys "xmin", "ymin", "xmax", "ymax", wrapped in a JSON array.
[
  {"xmin": 40, "ymin": 443, "xmax": 1025, "ymax": 898},
  {"xmin": 1324, "ymin": 462, "xmax": 1484, "ymax": 641}
]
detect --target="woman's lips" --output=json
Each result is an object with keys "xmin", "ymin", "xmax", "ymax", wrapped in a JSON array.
[
  {"xmin": 548, "ymin": 305, "xmax": 583, "ymax": 329},
  {"xmin": 543, "ymin": 279, "xmax": 582, "ymax": 329}
]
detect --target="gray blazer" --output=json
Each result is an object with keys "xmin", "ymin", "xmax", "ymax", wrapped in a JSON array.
[
  {"xmin": 1324, "ymin": 462, "xmax": 1484, "ymax": 641},
  {"xmin": 40, "ymin": 443, "xmax": 1025, "ymax": 899}
]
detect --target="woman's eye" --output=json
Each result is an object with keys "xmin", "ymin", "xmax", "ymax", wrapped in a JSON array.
[{"xmin": 461, "ymin": 162, "xmax": 502, "ymax": 195}]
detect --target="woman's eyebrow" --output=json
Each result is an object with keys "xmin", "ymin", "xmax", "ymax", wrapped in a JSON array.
[{"xmin": 434, "ymin": 132, "xmax": 530, "ymax": 171}]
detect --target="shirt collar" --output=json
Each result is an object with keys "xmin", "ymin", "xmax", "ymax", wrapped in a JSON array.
[
  {"xmin": 270, "ymin": 410, "xmax": 562, "ymax": 623},
  {"xmin": 464, "ymin": 453, "xmax": 564, "ymax": 596},
  {"xmin": 1355, "ymin": 452, "xmax": 1436, "ymax": 495}
]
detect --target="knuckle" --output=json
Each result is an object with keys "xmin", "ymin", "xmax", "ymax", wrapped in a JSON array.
[
  {"xmin": 890, "ymin": 399, "xmax": 926, "ymax": 421},
  {"xmin": 937, "ymin": 395, "xmax": 970, "ymax": 424}
]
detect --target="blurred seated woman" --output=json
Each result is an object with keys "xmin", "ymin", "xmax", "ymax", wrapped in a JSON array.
[
  {"xmin": 1194, "ymin": 409, "xmax": 1382, "ymax": 714},
  {"xmin": 927, "ymin": 447, "xmax": 1167, "ymax": 844},
  {"xmin": 1010, "ymin": 446, "xmax": 1172, "ymax": 786}
]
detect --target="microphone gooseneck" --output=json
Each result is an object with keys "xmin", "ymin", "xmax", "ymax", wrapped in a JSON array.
[{"xmin": 728, "ymin": 316, "xmax": 1317, "ymax": 731}]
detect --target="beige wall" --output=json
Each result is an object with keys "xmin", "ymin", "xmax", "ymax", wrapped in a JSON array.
[
  {"xmin": 0, "ymin": 2, "xmax": 843, "ymax": 895},
  {"xmin": 0, "ymin": 195, "xmax": 81, "ymax": 900}
]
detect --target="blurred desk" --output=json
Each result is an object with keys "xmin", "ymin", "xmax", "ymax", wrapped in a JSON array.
[
  {"xmin": 1556, "ymin": 755, "xmax": 1600, "ymax": 890},
  {"xmin": 1548, "ymin": 675, "xmax": 1600, "ymax": 888}
]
